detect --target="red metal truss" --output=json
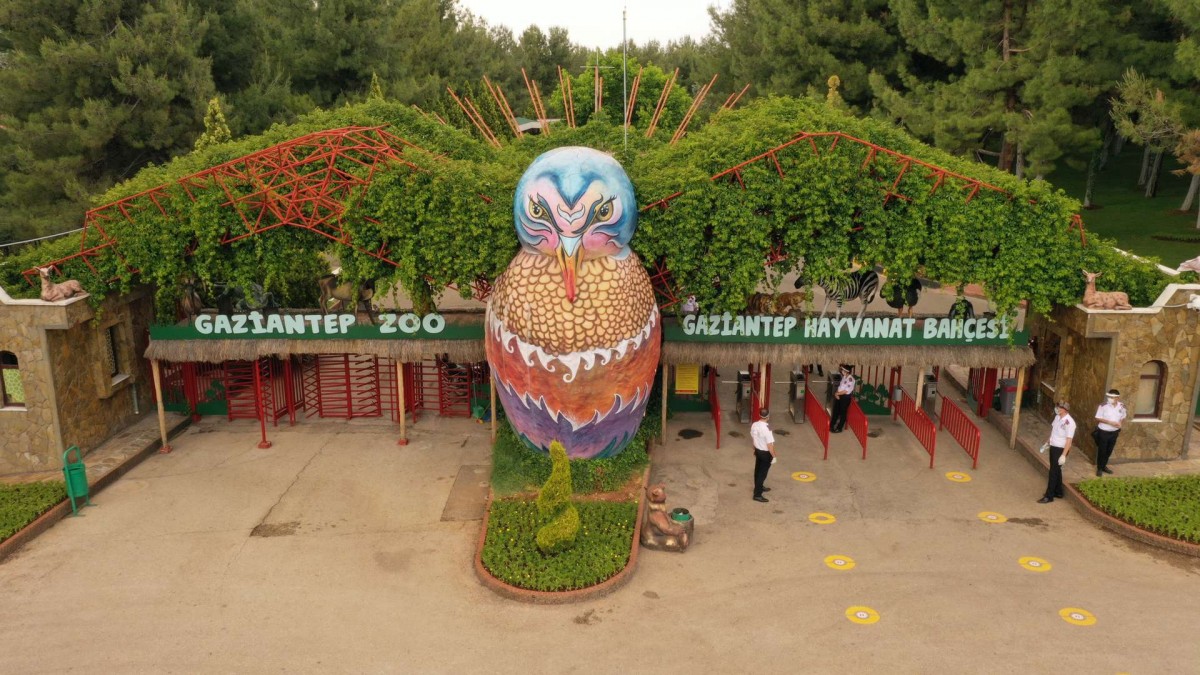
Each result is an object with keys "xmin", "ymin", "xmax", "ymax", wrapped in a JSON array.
[{"xmin": 22, "ymin": 126, "xmax": 449, "ymax": 289}]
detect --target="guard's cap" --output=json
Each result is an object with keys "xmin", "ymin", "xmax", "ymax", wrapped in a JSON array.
[
  {"xmin": 840, "ymin": 364, "xmax": 853, "ymax": 373},
  {"xmin": 1106, "ymin": 389, "xmax": 1121, "ymax": 397},
  {"xmin": 759, "ymin": 408, "xmax": 770, "ymax": 419},
  {"xmin": 1055, "ymin": 401, "xmax": 1070, "ymax": 412}
]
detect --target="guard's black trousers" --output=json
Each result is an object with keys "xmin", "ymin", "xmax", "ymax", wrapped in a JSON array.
[
  {"xmin": 1044, "ymin": 446, "xmax": 1065, "ymax": 499},
  {"xmin": 1095, "ymin": 429, "xmax": 1119, "ymax": 471},
  {"xmin": 753, "ymin": 450, "xmax": 773, "ymax": 497},
  {"xmin": 830, "ymin": 395, "xmax": 852, "ymax": 432}
]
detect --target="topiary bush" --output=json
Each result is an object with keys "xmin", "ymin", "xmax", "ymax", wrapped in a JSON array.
[{"xmin": 535, "ymin": 441, "xmax": 580, "ymax": 555}]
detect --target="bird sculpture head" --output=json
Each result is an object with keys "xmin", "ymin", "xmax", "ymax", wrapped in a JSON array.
[{"xmin": 512, "ymin": 147, "xmax": 637, "ymax": 302}]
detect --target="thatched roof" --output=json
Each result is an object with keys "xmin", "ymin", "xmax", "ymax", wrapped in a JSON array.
[
  {"xmin": 662, "ymin": 342, "xmax": 1034, "ymax": 369},
  {"xmin": 144, "ymin": 338, "xmax": 484, "ymax": 364}
]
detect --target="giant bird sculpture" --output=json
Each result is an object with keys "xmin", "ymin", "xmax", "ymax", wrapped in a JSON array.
[{"xmin": 485, "ymin": 147, "xmax": 660, "ymax": 459}]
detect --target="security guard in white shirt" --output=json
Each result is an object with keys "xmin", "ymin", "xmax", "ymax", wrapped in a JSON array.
[
  {"xmin": 830, "ymin": 364, "xmax": 856, "ymax": 433},
  {"xmin": 750, "ymin": 409, "xmax": 776, "ymax": 503},
  {"xmin": 1038, "ymin": 401, "xmax": 1076, "ymax": 503},
  {"xmin": 1092, "ymin": 389, "xmax": 1126, "ymax": 476}
]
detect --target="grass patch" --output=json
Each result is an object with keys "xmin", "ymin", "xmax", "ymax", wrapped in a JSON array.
[
  {"xmin": 0, "ymin": 481, "xmax": 67, "ymax": 542},
  {"xmin": 1077, "ymin": 474, "xmax": 1200, "ymax": 544},
  {"xmin": 481, "ymin": 498, "xmax": 638, "ymax": 591},
  {"xmin": 1048, "ymin": 148, "xmax": 1197, "ymax": 265}
]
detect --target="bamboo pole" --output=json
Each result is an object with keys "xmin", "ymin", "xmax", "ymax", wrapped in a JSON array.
[
  {"xmin": 397, "ymin": 361, "xmax": 408, "ymax": 446},
  {"xmin": 645, "ymin": 68, "xmax": 677, "ymax": 138},
  {"xmin": 915, "ymin": 366, "xmax": 925, "ymax": 408},
  {"xmin": 660, "ymin": 364, "xmax": 669, "ymax": 446},
  {"xmin": 151, "ymin": 360, "xmax": 172, "ymax": 454},
  {"xmin": 489, "ymin": 372, "xmax": 497, "ymax": 443},
  {"xmin": 1010, "ymin": 367, "xmax": 1026, "ymax": 449}
]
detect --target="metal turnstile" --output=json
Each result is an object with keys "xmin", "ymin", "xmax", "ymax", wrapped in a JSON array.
[
  {"xmin": 736, "ymin": 370, "xmax": 752, "ymax": 423},
  {"xmin": 789, "ymin": 368, "xmax": 807, "ymax": 423}
]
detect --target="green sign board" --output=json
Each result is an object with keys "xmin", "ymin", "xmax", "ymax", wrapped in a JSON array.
[
  {"xmin": 665, "ymin": 314, "xmax": 1026, "ymax": 346},
  {"xmin": 149, "ymin": 312, "xmax": 483, "ymax": 341}
]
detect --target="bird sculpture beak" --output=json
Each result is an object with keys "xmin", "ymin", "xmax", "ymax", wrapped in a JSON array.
[{"xmin": 557, "ymin": 235, "xmax": 583, "ymax": 303}]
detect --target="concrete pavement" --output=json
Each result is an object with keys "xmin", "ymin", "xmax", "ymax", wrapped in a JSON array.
[{"xmin": 1, "ymin": 393, "xmax": 1199, "ymax": 673}]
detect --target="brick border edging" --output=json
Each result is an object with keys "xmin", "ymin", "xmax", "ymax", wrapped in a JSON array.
[
  {"xmin": 0, "ymin": 417, "xmax": 191, "ymax": 565},
  {"xmin": 968, "ymin": 392, "xmax": 1200, "ymax": 559},
  {"xmin": 473, "ymin": 466, "xmax": 650, "ymax": 604}
]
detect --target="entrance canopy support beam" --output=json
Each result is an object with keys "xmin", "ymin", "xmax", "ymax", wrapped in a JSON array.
[
  {"xmin": 660, "ymin": 365, "xmax": 669, "ymax": 446},
  {"xmin": 1009, "ymin": 367, "xmax": 1026, "ymax": 449},
  {"xmin": 151, "ymin": 359, "xmax": 172, "ymax": 454}
]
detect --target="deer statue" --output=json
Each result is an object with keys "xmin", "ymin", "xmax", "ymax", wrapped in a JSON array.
[
  {"xmin": 1081, "ymin": 270, "xmax": 1132, "ymax": 310},
  {"xmin": 318, "ymin": 274, "xmax": 375, "ymax": 315},
  {"xmin": 37, "ymin": 267, "xmax": 85, "ymax": 302},
  {"xmin": 178, "ymin": 275, "xmax": 204, "ymax": 320},
  {"xmin": 1177, "ymin": 255, "xmax": 1200, "ymax": 275}
]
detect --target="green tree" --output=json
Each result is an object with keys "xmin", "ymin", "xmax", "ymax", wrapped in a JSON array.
[
  {"xmin": 876, "ymin": 0, "xmax": 1137, "ymax": 178},
  {"xmin": 0, "ymin": 0, "xmax": 215, "ymax": 242},
  {"xmin": 535, "ymin": 441, "xmax": 580, "ymax": 555},
  {"xmin": 711, "ymin": 0, "xmax": 900, "ymax": 110},
  {"xmin": 194, "ymin": 98, "xmax": 233, "ymax": 151},
  {"xmin": 1111, "ymin": 69, "xmax": 1184, "ymax": 198}
]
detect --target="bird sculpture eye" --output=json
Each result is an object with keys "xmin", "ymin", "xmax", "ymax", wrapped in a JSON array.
[
  {"xmin": 596, "ymin": 201, "xmax": 613, "ymax": 221},
  {"xmin": 528, "ymin": 199, "xmax": 547, "ymax": 220}
]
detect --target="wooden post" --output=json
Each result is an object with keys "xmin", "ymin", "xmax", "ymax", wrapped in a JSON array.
[
  {"xmin": 915, "ymin": 366, "xmax": 925, "ymax": 408},
  {"xmin": 489, "ymin": 372, "xmax": 497, "ymax": 443},
  {"xmin": 397, "ymin": 361, "xmax": 408, "ymax": 446},
  {"xmin": 759, "ymin": 362, "xmax": 768, "ymax": 413},
  {"xmin": 1010, "ymin": 367, "xmax": 1027, "ymax": 449},
  {"xmin": 151, "ymin": 359, "xmax": 172, "ymax": 454},
  {"xmin": 660, "ymin": 364, "xmax": 669, "ymax": 446}
]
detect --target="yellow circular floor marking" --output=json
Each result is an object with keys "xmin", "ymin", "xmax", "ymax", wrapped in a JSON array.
[
  {"xmin": 824, "ymin": 555, "xmax": 856, "ymax": 570},
  {"xmin": 809, "ymin": 512, "xmax": 837, "ymax": 525},
  {"xmin": 977, "ymin": 511, "xmax": 1008, "ymax": 523},
  {"xmin": 1019, "ymin": 556, "xmax": 1052, "ymax": 572},
  {"xmin": 845, "ymin": 606, "xmax": 880, "ymax": 624},
  {"xmin": 1059, "ymin": 607, "xmax": 1096, "ymax": 626},
  {"xmin": 945, "ymin": 471, "xmax": 972, "ymax": 483},
  {"xmin": 792, "ymin": 471, "xmax": 816, "ymax": 482}
]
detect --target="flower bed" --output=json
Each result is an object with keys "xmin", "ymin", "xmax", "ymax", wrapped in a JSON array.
[
  {"xmin": 1077, "ymin": 475, "xmax": 1200, "ymax": 544},
  {"xmin": 489, "ymin": 420, "xmax": 654, "ymax": 496},
  {"xmin": 480, "ymin": 498, "xmax": 638, "ymax": 592},
  {"xmin": 1, "ymin": 481, "xmax": 67, "ymax": 543}
]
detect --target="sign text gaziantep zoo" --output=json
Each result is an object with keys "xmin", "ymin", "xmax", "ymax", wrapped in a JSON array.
[{"xmin": 670, "ymin": 314, "xmax": 1025, "ymax": 345}]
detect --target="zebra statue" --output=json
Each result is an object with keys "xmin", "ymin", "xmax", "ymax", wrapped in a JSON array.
[{"xmin": 795, "ymin": 269, "xmax": 880, "ymax": 319}]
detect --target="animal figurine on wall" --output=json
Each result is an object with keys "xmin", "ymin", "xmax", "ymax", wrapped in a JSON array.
[
  {"xmin": 178, "ymin": 275, "xmax": 204, "ymax": 320},
  {"xmin": 1081, "ymin": 270, "xmax": 1132, "ymax": 310},
  {"xmin": 746, "ymin": 291, "xmax": 807, "ymax": 316},
  {"xmin": 486, "ymin": 147, "xmax": 661, "ymax": 459},
  {"xmin": 794, "ymin": 269, "xmax": 879, "ymax": 319},
  {"xmin": 212, "ymin": 281, "xmax": 277, "ymax": 314},
  {"xmin": 947, "ymin": 295, "xmax": 976, "ymax": 319},
  {"xmin": 1177, "ymin": 255, "xmax": 1200, "ymax": 275},
  {"xmin": 37, "ymin": 267, "xmax": 85, "ymax": 302},
  {"xmin": 885, "ymin": 277, "xmax": 921, "ymax": 317},
  {"xmin": 318, "ymin": 273, "xmax": 376, "ymax": 315}
]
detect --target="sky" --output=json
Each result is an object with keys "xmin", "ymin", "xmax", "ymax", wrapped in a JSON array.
[{"xmin": 455, "ymin": 0, "xmax": 723, "ymax": 50}]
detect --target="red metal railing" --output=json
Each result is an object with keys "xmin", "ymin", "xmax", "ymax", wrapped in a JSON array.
[
  {"xmin": 847, "ymin": 398, "xmax": 869, "ymax": 460},
  {"xmin": 805, "ymin": 370, "xmax": 831, "ymax": 458},
  {"xmin": 893, "ymin": 386, "xmax": 937, "ymax": 468},
  {"xmin": 708, "ymin": 367, "xmax": 722, "ymax": 449},
  {"xmin": 940, "ymin": 396, "xmax": 981, "ymax": 469}
]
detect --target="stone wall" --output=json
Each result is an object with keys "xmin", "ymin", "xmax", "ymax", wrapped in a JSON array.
[
  {"xmin": 0, "ymin": 285, "xmax": 154, "ymax": 475},
  {"xmin": 1031, "ymin": 286, "xmax": 1200, "ymax": 462},
  {"xmin": 48, "ymin": 291, "xmax": 155, "ymax": 463}
]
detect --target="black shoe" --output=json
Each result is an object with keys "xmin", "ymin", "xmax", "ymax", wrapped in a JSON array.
[
  {"xmin": 1096, "ymin": 470, "xmax": 1103, "ymax": 477},
  {"xmin": 1102, "ymin": 467, "xmax": 1113, "ymax": 474},
  {"xmin": 753, "ymin": 495, "xmax": 769, "ymax": 503},
  {"xmin": 1055, "ymin": 493, "xmax": 1065, "ymax": 499},
  {"xmin": 1037, "ymin": 497, "xmax": 1053, "ymax": 504},
  {"xmin": 762, "ymin": 487, "xmax": 771, "ymax": 492}
]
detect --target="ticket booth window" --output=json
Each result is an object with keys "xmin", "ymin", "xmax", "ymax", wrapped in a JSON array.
[
  {"xmin": 1134, "ymin": 360, "xmax": 1164, "ymax": 419},
  {"xmin": 1, "ymin": 351, "xmax": 25, "ymax": 408}
]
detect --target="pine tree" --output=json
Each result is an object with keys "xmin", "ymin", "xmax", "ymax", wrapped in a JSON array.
[
  {"xmin": 0, "ymin": 0, "xmax": 215, "ymax": 240},
  {"xmin": 1111, "ymin": 69, "xmax": 1184, "ymax": 198}
]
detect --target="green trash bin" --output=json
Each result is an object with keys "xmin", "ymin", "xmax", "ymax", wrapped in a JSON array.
[{"xmin": 62, "ymin": 445, "xmax": 92, "ymax": 516}]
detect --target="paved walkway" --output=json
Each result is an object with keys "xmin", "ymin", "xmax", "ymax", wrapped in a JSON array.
[{"xmin": 1, "ymin": 398, "xmax": 1198, "ymax": 672}]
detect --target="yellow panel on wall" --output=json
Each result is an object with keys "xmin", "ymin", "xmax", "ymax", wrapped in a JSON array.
[{"xmin": 675, "ymin": 363, "xmax": 700, "ymax": 395}]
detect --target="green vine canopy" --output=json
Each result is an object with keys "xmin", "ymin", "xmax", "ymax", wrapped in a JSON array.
[{"xmin": 0, "ymin": 96, "xmax": 1173, "ymax": 323}]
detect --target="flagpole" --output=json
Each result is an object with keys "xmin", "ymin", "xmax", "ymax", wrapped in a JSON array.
[{"xmin": 622, "ymin": 7, "xmax": 628, "ymax": 153}]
